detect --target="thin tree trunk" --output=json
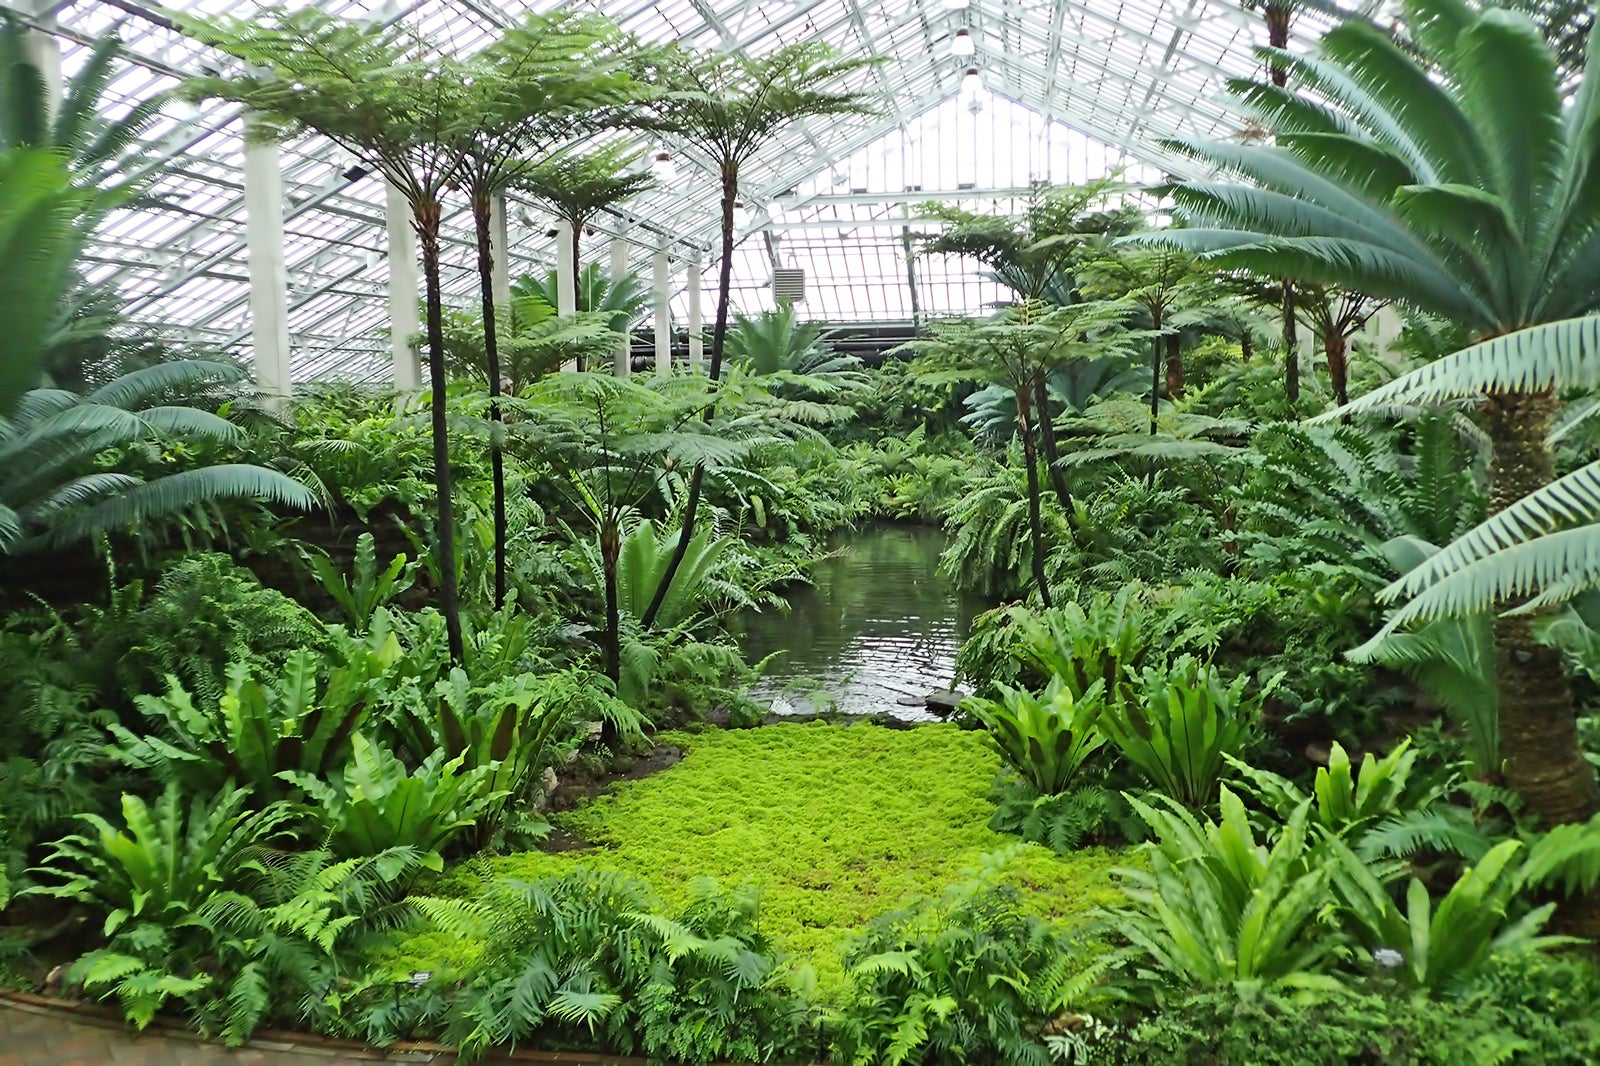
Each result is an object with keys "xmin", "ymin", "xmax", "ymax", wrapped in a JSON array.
[
  {"xmin": 600, "ymin": 517, "xmax": 621, "ymax": 685},
  {"xmin": 472, "ymin": 197, "xmax": 508, "ymax": 610},
  {"xmin": 1033, "ymin": 373, "xmax": 1077, "ymax": 536},
  {"xmin": 416, "ymin": 203, "xmax": 465, "ymax": 663},
  {"xmin": 1282, "ymin": 279, "xmax": 1300, "ymax": 408},
  {"xmin": 1241, "ymin": 328, "xmax": 1253, "ymax": 363},
  {"xmin": 1016, "ymin": 384, "xmax": 1053, "ymax": 609},
  {"xmin": 640, "ymin": 165, "xmax": 738, "ymax": 630},
  {"xmin": 1164, "ymin": 331, "xmax": 1184, "ymax": 400},
  {"xmin": 1483, "ymin": 390, "xmax": 1600, "ymax": 933},
  {"xmin": 1148, "ymin": 310, "xmax": 1163, "ymax": 437}
]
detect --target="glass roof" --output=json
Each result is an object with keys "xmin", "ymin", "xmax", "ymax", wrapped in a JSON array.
[{"xmin": 6, "ymin": 0, "xmax": 1386, "ymax": 382}]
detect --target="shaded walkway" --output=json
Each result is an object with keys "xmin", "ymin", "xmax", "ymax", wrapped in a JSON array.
[{"xmin": 0, "ymin": 994, "xmax": 642, "ymax": 1066}]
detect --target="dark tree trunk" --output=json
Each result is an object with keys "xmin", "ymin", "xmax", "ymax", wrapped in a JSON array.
[
  {"xmin": 1282, "ymin": 279, "xmax": 1300, "ymax": 408},
  {"xmin": 1482, "ymin": 390, "xmax": 1600, "ymax": 934},
  {"xmin": 1148, "ymin": 309, "xmax": 1163, "ymax": 437},
  {"xmin": 641, "ymin": 165, "xmax": 738, "ymax": 630},
  {"xmin": 571, "ymin": 218, "xmax": 587, "ymax": 372},
  {"xmin": 1016, "ymin": 383, "xmax": 1053, "ymax": 609},
  {"xmin": 472, "ymin": 197, "xmax": 508, "ymax": 610},
  {"xmin": 1241, "ymin": 328, "xmax": 1253, "ymax": 363},
  {"xmin": 1034, "ymin": 373, "xmax": 1077, "ymax": 535},
  {"xmin": 1164, "ymin": 331, "xmax": 1185, "ymax": 400},
  {"xmin": 600, "ymin": 517, "xmax": 621, "ymax": 685},
  {"xmin": 415, "ymin": 203, "xmax": 465, "ymax": 663}
]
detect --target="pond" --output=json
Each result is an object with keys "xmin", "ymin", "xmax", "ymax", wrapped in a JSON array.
[{"xmin": 735, "ymin": 524, "xmax": 986, "ymax": 719}]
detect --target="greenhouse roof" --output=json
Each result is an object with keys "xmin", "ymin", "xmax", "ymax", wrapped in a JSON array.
[{"xmin": 6, "ymin": 0, "xmax": 1385, "ymax": 382}]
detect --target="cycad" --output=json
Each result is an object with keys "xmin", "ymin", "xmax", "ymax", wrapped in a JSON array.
[
  {"xmin": 0, "ymin": 16, "xmax": 162, "ymax": 220},
  {"xmin": 723, "ymin": 305, "xmax": 867, "ymax": 396},
  {"xmin": 1146, "ymin": 0, "xmax": 1600, "ymax": 850},
  {"xmin": 0, "ymin": 361, "xmax": 315, "ymax": 554}
]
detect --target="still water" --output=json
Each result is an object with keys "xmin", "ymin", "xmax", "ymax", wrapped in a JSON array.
[{"xmin": 736, "ymin": 524, "xmax": 985, "ymax": 719}]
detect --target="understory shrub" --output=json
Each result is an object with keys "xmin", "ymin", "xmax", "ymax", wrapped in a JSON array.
[
  {"xmin": 829, "ymin": 872, "xmax": 1106, "ymax": 1066},
  {"xmin": 407, "ymin": 870, "xmax": 812, "ymax": 1064}
]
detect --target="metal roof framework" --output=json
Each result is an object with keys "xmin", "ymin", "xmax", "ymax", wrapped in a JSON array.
[{"xmin": 3, "ymin": 0, "xmax": 1382, "ymax": 382}]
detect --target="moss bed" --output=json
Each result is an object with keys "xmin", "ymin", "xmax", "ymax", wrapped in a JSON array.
[{"xmin": 400, "ymin": 722, "xmax": 1122, "ymax": 991}]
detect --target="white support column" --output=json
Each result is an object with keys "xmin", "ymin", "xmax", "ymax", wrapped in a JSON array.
[
  {"xmin": 489, "ymin": 194, "xmax": 511, "ymax": 312},
  {"xmin": 23, "ymin": 19, "xmax": 62, "ymax": 122},
  {"xmin": 610, "ymin": 228, "xmax": 631, "ymax": 378},
  {"xmin": 384, "ymin": 179, "xmax": 422, "ymax": 392},
  {"xmin": 653, "ymin": 249, "xmax": 672, "ymax": 377},
  {"xmin": 556, "ymin": 219, "xmax": 578, "ymax": 371},
  {"xmin": 242, "ymin": 120, "xmax": 292, "ymax": 406},
  {"xmin": 687, "ymin": 254, "xmax": 704, "ymax": 373}
]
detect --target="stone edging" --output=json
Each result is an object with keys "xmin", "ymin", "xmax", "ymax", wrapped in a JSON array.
[{"xmin": 0, "ymin": 991, "xmax": 654, "ymax": 1064}]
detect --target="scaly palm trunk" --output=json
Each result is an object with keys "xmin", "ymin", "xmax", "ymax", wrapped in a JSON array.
[
  {"xmin": 471, "ymin": 196, "xmax": 508, "ymax": 610},
  {"xmin": 1016, "ymin": 382, "xmax": 1053, "ymax": 609},
  {"xmin": 1483, "ymin": 390, "xmax": 1600, "ymax": 933},
  {"xmin": 1033, "ymin": 374, "xmax": 1077, "ymax": 539},
  {"xmin": 641, "ymin": 165, "xmax": 738, "ymax": 630},
  {"xmin": 415, "ymin": 201, "xmax": 465, "ymax": 663}
]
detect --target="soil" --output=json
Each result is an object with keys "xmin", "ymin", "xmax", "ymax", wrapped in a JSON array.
[{"xmin": 545, "ymin": 744, "xmax": 685, "ymax": 817}]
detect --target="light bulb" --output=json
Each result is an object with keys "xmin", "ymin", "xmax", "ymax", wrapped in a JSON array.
[
  {"xmin": 650, "ymin": 151, "xmax": 676, "ymax": 181},
  {"xmin": 951, "ymin": 28, "xmax": 975, "ymax": 57},
  {"xmin": 732, "ymin": 201, "xmax": 750, "ymax": 227},
  {"xmin": 962, "ymin": 67, "xmax": 982, "ymax": 96}
]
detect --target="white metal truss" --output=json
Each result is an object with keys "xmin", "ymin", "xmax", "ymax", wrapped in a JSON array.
[{"xmin": 3, "ymin": 0, "xmax": 1383, "ymax": 379}]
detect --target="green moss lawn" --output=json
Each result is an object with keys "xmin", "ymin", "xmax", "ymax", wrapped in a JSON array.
[{"xmin": 421, "ymin": 722, "xmax": 1122, "ymax": 989}]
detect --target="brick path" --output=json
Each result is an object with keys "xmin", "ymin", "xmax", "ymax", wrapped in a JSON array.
[{"xmin": 0, "ymin": 995, "xmax": 646, "ymax": 1066}]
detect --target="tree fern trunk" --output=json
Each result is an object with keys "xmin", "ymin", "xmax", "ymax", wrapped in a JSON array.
[
  {"xmin": 1016, "ymin": 384, "xmax": 1053, "ymax": 609},
  {"xmin": 472, "ymin": 196, "xmax": 508, "ymax": 611},
  {"xmin": 416, "ymin": 202, "xmax": 465, "ymax": 663},
  {"xmin": 1164, "ymin": 332, "xmax": 1184, "ymax": 400},
  {"xmin": 600, "ymin": 517, "xmax": 621, "ymax": 685},
  {"xmin": 641, "ymin": 166, "xmax": 737, "ymax": 630},
  {"xmin": 1483, "ymin": 390, "xmax": 1600, "ymax": 932},
  {"xmin": 1034, "ymin": 374, "xmax": 1077, "ymax": 537},
  {"xmin": 1326, "ymin": 330, "xmax": 1349, "ymax": 411}
]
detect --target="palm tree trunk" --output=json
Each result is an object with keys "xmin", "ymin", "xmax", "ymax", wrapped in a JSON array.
[
  {"xmin": 1033, "ymin": 374, "xmax": 1077, "ymax": 536},
  {"xmin": 1482, "ymin": 390, "xmax": 1600, "ymax": 932},
  {"xmin": 640, "ymin": 165, "xmax": 738, "ymax": 630},
  {"xmin": 415, "ymin": 201, "xmax": 465, "ymax": 663},
  {"xmin": 472, "ymin": 196, "xmax": 508, "ymax": 611},
  {"xmin": 1016, "ymin": 383, "xmax": 1053, "ymax": 609},
  {"xmin": 1164, "ymin": 332, "xmax": 1185, "ymax": 400}
]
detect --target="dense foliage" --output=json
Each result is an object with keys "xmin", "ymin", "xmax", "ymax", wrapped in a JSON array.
[{"xmin": 5, "ymin": 1, "xmax": 1600, "ymax": 1063}]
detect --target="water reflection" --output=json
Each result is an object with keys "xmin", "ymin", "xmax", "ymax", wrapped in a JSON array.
[{"xmin": 735, "ymin": 525, "xmax": 985, "ymax": 719}]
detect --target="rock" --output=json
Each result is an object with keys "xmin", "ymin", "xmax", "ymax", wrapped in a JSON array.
[
  {"xmin": 541, "ymin": 766, "xmax": 559, "ymax": 797},
  {"xmin": 924, "ymin": 690, "xmax": 966, "ymax": 717}
]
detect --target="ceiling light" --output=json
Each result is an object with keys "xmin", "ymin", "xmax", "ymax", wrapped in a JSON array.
[
  {"xmin": 962, "ymin": 67, "xmax": 983, "ymax": 96},
  {"xmin": 943, "ymin": 0, "xmax": 970, "ymax": 9},
  {"xmin": 650, "ymin": 151, "xmax": 676, "ymax": 181},
  {"xmin": 732, "ymin": 201, "xmax": 750, "ymax": 227},
  {"xmin": 951, "ymin": 28, "xmax": 975, "ymax": 56}
]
